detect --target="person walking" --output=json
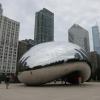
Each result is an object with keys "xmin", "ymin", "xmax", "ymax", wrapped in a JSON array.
[{"xmin": 5, "ymin": 75, "xmax": 10, "ymax": 89}]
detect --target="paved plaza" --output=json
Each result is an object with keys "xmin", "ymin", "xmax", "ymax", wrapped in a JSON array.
[{"xmin": 0, "ymin": 82, "xmax": 100, "ymax": 100}]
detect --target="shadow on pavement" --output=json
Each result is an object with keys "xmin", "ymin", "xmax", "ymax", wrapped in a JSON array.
[{"xmin": 18, "ymin": 82, "xmax": 94, "ymax": 88}]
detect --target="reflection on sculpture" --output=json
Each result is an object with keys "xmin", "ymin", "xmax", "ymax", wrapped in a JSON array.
[{"xmin": 18, "ymin": 41, "xmax": 91, "ymax": 85}]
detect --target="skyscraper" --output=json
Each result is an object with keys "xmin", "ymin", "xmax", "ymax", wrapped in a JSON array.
[
  {"xmin": 92, "ymin": 25, "xmax": 100, "ymax": 54},
  {"xmin": 34, "ymin": 8, "xmax": 54, "ymax": 45},
  {"xmin": 68, "ymin": 24, "xmax": 90, "ymax": 52},
  {"xmin": 0, "ymin": 4, "xmax": 20, "ymax": 75},
  {"xmin": 0, "ymin": 3, "xmax": 3, "ymax": 16}
]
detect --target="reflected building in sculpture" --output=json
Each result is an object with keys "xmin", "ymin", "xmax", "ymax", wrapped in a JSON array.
[
  {"xmin": 68, "ymin": 24, "xmax": 90, "ymax": 53},
  {"xmin": 34, "ymin": 8, "xmax": 54, "ymax": 45}
]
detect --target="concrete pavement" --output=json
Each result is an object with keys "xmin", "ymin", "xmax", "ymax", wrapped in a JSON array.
[{"xmin": 0, "ymin": 82, "xmax": 100, "ymax": 100}]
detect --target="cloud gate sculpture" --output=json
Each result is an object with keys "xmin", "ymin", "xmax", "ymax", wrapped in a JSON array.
[{"xmin": 18, "ymin": 41, "xmax": 91, "ymax": 85}]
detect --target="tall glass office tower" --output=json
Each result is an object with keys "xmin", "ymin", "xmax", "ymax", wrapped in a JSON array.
[
  {"xmin": 92, "ymin": 25, "xmax": 100, "ymax": 54},
  {"xmin": 68, "ymin": 24, "xmax": 90, "ymax": 53},
  {"xmin": 34, "ymin": 8, "xmax": 54, "ymax": 45}
]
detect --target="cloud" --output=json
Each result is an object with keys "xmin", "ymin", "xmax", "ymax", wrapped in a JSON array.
[{"xmin": 1, "ymin": 0, "xmax": 100, "ymax": 51}]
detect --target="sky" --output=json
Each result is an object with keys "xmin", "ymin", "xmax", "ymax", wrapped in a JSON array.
[{"xmin": 1, "ymin": 0, "xmax": 100, "ymax": 51}]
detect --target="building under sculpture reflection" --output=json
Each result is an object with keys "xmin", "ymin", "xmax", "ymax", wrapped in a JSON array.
[{"xmin": 18, "ymin": 41, "xmax": 91, "ymax": 85}]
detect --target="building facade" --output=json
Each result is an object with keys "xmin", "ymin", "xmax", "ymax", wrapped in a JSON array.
[
  {"xmin": 17, "ymin": 39, "xmax": 34, "ymax": 74},
  {"xmin": 90, "ymin": 51, "xmax": 100, "ymax": 80},
  {"xmin": 90, "ymin": 51, "xmax": 98, "ymax": 80},
  {"xmin": 17, "ymin": 39, "xmax": 35, "ymax": 61},
  {"xmin": 34, "ymin": 8, "xmax": 54, "ymax": 45},
  {"xmin": 0, "ymin": 5, "xmax": 20, "ymax": 75},
  {"xmin": 92, "ymin": 25, "xmax": 100, "ymax": 55},
  {"xmin": 68, "ymin": 24, "xmax": 90, "ymax": 52}
]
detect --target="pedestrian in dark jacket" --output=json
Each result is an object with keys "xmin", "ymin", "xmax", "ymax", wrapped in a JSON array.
[{"xmin": 5, "ymin": 75, "xmax": 10, "ymax": 89}]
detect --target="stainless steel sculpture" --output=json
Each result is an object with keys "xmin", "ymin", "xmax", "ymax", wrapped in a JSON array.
[{"xmin": 18, "ymin": 41, "xmax": 91, "ymax": 85}]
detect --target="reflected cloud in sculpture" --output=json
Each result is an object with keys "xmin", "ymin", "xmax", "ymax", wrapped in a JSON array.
[{"xmin": 18, "ymin": 41, "xmax": 91, "ymax": 85}]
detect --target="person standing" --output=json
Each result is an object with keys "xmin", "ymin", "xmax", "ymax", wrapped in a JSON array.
[{"xmin": 5, "ymin": 75, "xmax": 10, "ymax": 89}]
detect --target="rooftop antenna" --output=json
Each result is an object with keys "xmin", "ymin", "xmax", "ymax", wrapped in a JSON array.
[
  {"xmin": 95, "ymin": 20, "xmax": 100, "ymax": 39},
  {"xmin": 96, "ymin": 20, "xmax": 98, "ymax": 27}
]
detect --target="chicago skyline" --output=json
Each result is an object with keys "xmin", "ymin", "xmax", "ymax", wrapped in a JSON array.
[{"xmin": 1, "ymin": 0, "xmax": 100, "ymax": 51}]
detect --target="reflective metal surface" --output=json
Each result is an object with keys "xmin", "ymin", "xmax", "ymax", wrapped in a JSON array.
[
  {"xmin": 18, "ymin": 41, "xmax": 91, "ymax": 85},
  {"xmin": 19, "ymin": 41, "xmax": 89, "ymax": 70}
]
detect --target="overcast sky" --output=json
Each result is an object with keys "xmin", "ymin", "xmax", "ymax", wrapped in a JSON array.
[{"xmin": 1, "ymin": 0, "xmax": 100, "ymax": 51}]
